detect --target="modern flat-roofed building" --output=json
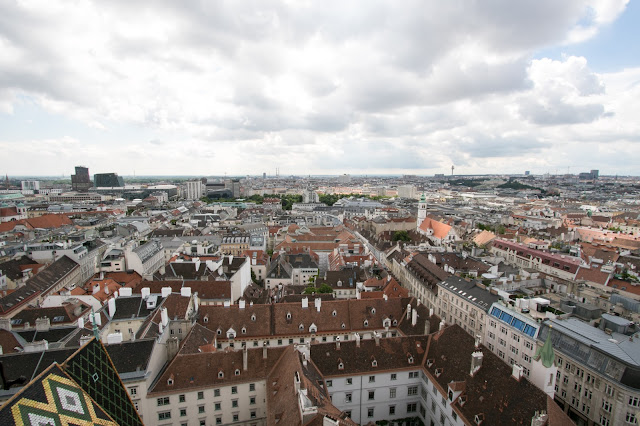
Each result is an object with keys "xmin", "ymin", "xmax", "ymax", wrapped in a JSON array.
[{"xmin": 94, "ymin": 172, "xmax": 124, "ymax": 187}]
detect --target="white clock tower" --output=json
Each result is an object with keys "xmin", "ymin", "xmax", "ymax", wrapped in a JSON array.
[{"xmin": 417, "ymin": 193, "xmax": 427, "ymax": 230}]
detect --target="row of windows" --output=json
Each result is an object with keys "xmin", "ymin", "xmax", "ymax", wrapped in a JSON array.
[
  {"xmin": 157, "ymin": 384, "xmax": 256, "ymax": 406},
  {"xmin": 340, "ymin": 385, "xmax": 419, "ymax": 402},
  {"xmin": 160, "ymin": 409, "xmax": 258, "ymax": 422},
  {"xmin": 361, "ymin": 403, "xmax": 419, "ymax": 419},
  {"xmin": 327, "ymin": 371, "xmax": 419, "ymax": 388}
]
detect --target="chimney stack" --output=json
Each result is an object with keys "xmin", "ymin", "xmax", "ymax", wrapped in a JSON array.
[
  {"xmin": 512, "ymin": 363, "xmax": 524, "ymax": 381},
  {"xmin": 412, "ymin": 309, "xmax": 418, "ymax": 326},
  {"xmin": 424, "ymin": 319, "xmax": 430, "ymax": 335},
  {"xmin": 239, "ymin": 299, "xmax": 246, "ymax": 309},
  {"xmin": 406, "ymin": 303, "xmax": 411, "ymax": 320},
  {"xmin": 354, "ymin": 333, "xmax": 360, "ymax": 348},
  {"xmin": 475, "ymin": 335, "xmax": 481, "ymax": 348},
  {"xmin": 315, "ymin": 298, "xmax": 321, "ymax": 312},
  {"xmin": 243, "ymin": 345, "xmax": 248, "ymax": 371},
  {"xmin": 374, "ymin": 331, "xmax": 380, "ymax": 346},
  {"xmin": 470, "ymin": 350, "xmax": 483, "ymax": 376},
  {"xmin": 439, "ymin": 320, "xmax": 445, "ymax": 331},
  {"xmin": 301, "ymin": 297, "xmax": 309, "ymax": 309},
  {"xmin": 161, "ymin": 307, "xmax": 169, "ymax": 327},
  {"xmin": 108, "ymin": 298, "xmax": 116, "ymax": 318},
  {"xmin": 336, "ymin": 336, "xmax": 340, "ymax": 350},
  {"xmin": 263, "ymin": 341, "xmax": 268, "ymax": 359}
]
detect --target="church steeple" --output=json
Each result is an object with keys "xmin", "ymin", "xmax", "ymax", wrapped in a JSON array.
[
  {"xmin": 417, "ymin": 193, "xmax": 427, "ymax": 230},
  {"xmin": 530, "ymin": 325, "xmax": 557, "ymax": 398},
  {"xmin": 535, "ymin": 329, "xmax": 555, "ymax": 368}
]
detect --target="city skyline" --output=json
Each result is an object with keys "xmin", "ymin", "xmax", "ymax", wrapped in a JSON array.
[{"xmin": 1, "ymin": 1, "xmax": 639, "ymax": 176}]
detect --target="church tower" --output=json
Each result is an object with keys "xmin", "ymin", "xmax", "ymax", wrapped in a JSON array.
[
  {"xmin": 417, "ymin": 193, "xmax": 427, "ymax": 230},
  {"xmin": 530, "ymin": 327, "xmax": 557, "ymax": 398}
]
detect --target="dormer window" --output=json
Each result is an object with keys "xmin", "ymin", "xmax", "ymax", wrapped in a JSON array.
[
  {"xmin": 309, "ymin": 324, "xmax": 317, "ymax": 333},
  {"xmin": 459, "ymin": 395, "xmax": 467, "ymax": 406},
  {"xmin": 286, "ymin": 312, "xmax": 291, "ymax": 320},
  {"xmin": 383, "ymin": 318, "xmax": 391, "ymax": 327},
  {"xmin": 338, "ymin": 359, "xmax": 344, "ymax": 370},
  {"xmin": 218, "ymin": 371, "xmax": 224, "ymax": 378},
  {"xmin": 372, "ymin": 359, "xmax": 377, "ymax": 367},
  {"xmin": 407, "ymin": 354, "xmax": 414, "ymax": 364},
  {"xmin": 241, "ymin": 327, "xmax": 247, "ymax": 334},
  {"xmin": 235, "ymin": 369, "xmax": 240, "ymax": 376},
  {"xmin": 392, "ymin": 319, "xmax": 398, "ymax": 326},
  {"xmin": 363, "ymin": 320, "xmax": 369, "ymax": 327},
  {"xmin": 341, "ymin": 323, "xmax": 346, "ymax": 329},
  {"xmin": 435, "ymin": 368, "xmax": 443, "ymax": 377},
  {"xmin": 427, "ymin": 359, "xmax": 434, "ymax": 368},
  {"xmin": 217, "ymin": 328, "xmax": 222, "ymax": 335},
  {"xmin": 251, "ymin": 314, "xmax": 256, "ymax": 322},
  {"xmin": 203, "ymin": 316, "xmax": 209, "ymax": 323},
  {"xmin": 332, "ymin": 310, "xmax": 337, "ymax": 317},
  {"xmin": 475, "ymin": 414, "xmax": 484, "ymax": 425},
  {"xmin": 299, "ymin": 323, "xmax": 304, "ymax": 331},
  {"xmin": 371, "ymin": 308, "xmax": 376, "ymax": 315},
  {"xmin": 167, "ymin": 378, "xmax": 174, "ymax": 386}
]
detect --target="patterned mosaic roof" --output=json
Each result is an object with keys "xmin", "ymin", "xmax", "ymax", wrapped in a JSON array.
[
  {"xmin": 0, "ymin": 338, "xmax": 143, "ymax": 426},
  {"xmin": 0, "ymin": 364, "xmax": 117, "ymax": 425},
  {"xmin": 62, "ymin": 338, "xmax": 143, "ymax": 426}
]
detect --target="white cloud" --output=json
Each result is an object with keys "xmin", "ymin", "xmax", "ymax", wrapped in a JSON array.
[{"xmin": 0, "ymin": 0, "xmax": 637, "ymax": 176}]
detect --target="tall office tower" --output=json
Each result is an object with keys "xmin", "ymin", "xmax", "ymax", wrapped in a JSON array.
[
  {"xmin": 71, "ymin": 166, "xmax": 92, "ymax": 192},
  {"xmin": 94, "ymin": 173, "xmax": 125, "ymax": 187}
]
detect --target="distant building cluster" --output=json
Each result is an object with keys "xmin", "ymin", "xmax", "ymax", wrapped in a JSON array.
[{"xmin": 0, "ymin": 165, "xmax": 638, "ymax": 424}]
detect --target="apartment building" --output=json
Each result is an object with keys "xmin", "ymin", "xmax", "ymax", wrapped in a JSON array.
[
  {"xmin": 491, "ymin": 239, "xmax": 584, "ymax": 282},
  {"xmin": 311, "ymin": 324, "xmax": 568, "ymax": 425},
  {"xmin": 539, "ymin": 316, "xmax": 640, "ymax": 425},
  {"xmin": 436, "ymin": 276, "xmax": 499, "ymax": 339}
]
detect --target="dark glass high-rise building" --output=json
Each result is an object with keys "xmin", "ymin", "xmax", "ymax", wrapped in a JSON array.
[
  {"xmin": 71, "ymin": 166, "xmax": 92, "ymax": 192},
  {"xmin": 94, "ymin": 173, "xmax": 125, "ymax": 187}
]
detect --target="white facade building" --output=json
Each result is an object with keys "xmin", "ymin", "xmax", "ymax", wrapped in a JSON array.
[{"xmin": 185, "ymin": 180, "xmax": 203, "ymax": 201}]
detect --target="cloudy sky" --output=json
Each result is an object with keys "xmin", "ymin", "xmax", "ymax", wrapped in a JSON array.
[{"xmin": 1, "ymin": 0, "xmax": 639, "ymax": 177}]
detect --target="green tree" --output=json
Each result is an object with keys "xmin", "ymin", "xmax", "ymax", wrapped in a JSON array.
[
  {"xmin": 318, "ymin": 284, "xmax": 334, "ymax": 293},
  {"xmin": 392, "ymin": 230, "xmax": 411, "ymax": 242},
  {"xmin": 303, "ymin": 286, "xmax": 318, "ymax": 294}
]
